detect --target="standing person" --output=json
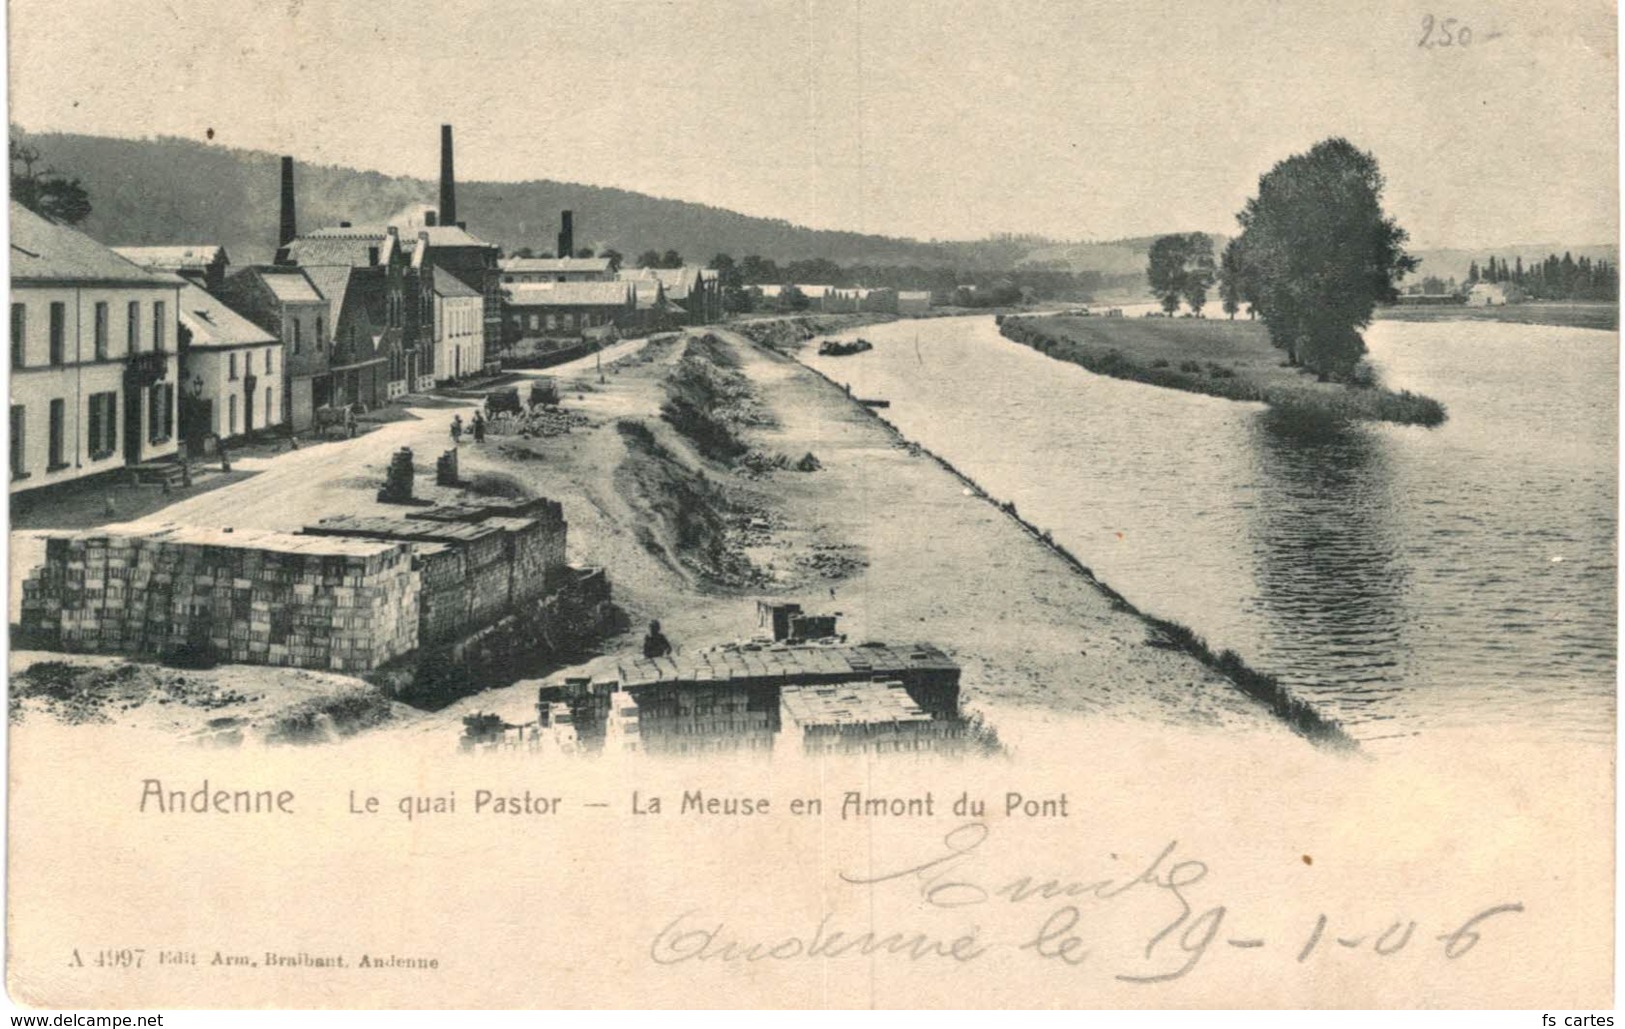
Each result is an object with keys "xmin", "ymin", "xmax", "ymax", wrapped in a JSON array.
[
  {"xmin": 344, "ymin": 405, "xmax": 357, "ymax": 439},
  {"xmin": 642, "ymin": 620, "xmax": 673, "ymax": 659},
  {"xmin": 451, "ymin": 414, "xmax": 464, "ymax": 444},
  {"xmin": 472, "ymin": 410, "xmax": 486, "ymax": 444}
]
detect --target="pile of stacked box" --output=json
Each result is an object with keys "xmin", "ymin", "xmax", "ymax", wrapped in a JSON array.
[
  {"xmin": 302, "ymin": 496, "xmax": 570, "ymax": 646},
  {"xmin": 18, "ymin": 525, "xmax": 419, "ymax": 672}
]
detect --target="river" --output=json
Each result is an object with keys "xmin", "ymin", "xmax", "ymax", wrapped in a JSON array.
[{"xmin": 805, "ymin": 312, "xmax": 1617, "ymax": 743}]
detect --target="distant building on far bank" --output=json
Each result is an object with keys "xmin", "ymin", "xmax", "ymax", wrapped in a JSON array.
[
  {"xmin": 897, "ymin": 290, "xmax": 932, "ymax": 315},
  {"xmin": 1467, "ymin": 282, "xmax": 1521, "ymax": 306}
]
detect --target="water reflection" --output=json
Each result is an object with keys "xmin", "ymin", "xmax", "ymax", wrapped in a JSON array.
[{"xmin": 1245, "ymin": 410, "xmax": 1408, "ymax": 725}]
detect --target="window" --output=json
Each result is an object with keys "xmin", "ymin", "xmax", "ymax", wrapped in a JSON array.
[
  {"xmin": 229, "ymin": 353, "xmax": 238, "ymax": 380},
  {"xmin": 47, "ymin": 398, "xmax": 65, "ymax": 470},
  {"xmin": 265, "ymin": 387, "xmax": 273, "ymax": 426},
  {"xmin": 153, "ymin": 301, "xmax": 167, "ymax": 352},
  {"xmin": 266, "ymin": 348, "xmax": 275, "ymax": 375},
  {"xmin": 288, "ymin": 319, "xmax": 300, "ymax": 355},
  {"xmin": 546, "ymin": 314, "xmax": 557, "ymax": 331},
  {"xmin": 93, "ymin": 302, "xmax": 108, "ymax": 360},
  {"xmin": 228, "ymin": 394, "xmax": 237, "ymax": 435},
  {"xmin": 87, "ymin": 391, "xmax": 117, "ymax": 459},
  {"xmin": 314, "ymin": 316, "xmax": 323, "ymax": 347},
  {"xmin": 11, "ymin": 304, "xmax": 24, "ymax": 369},
  {"xmin": 367, "ymin": 246, "xmax": 380, "ymax": 267},
  {"xmin": 528, "ymin": 314, "xmax": 539, "ymax": 331},
  {"xmin": 10, "ymin": 405, "xmax": 25, "ymax": 478},
  {"xmin": 48, "ymin": 302, "xmax": 65, "ymax": 365},
  {"xmin": 127, "ymin": 301, "xmax": 140, "ymax": 351},
  {"xmin": 146, "ymin": 384, "xmax": 173, "ymax": 445}
]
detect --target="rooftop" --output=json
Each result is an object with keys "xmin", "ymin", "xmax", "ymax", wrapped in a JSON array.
[
  {"xmin": 111, "ymin": 245, "xmax": 230, "ymax": 271},
  {"xmin": 504, "ymin": 281, "xmax": 631, "ymax": 307},
  {"xmin": 10, "ymin": 203, "xmax": 176, "ymax": 286},
  {"xmin": 432, "ymin": 265, "xmax": 482, "ymax": 298},
  {"xmin": 177, "ymin": 282, "xmax": 278, "ymax": 349},
  {"xmin": 500, "ymin": 256, "xmax": 612, "ymax": 275}
]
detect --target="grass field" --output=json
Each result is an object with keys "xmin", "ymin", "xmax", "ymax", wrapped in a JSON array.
[
  {"xmin": 1000, "ymin": 314, "xmax": 1447, "ymax": 427},
  {"xmin": 1373, "ymin": 301, "xmax": 1617, "ymax": 331}
]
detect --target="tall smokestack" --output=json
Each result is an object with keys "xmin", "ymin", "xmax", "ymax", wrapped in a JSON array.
[
  {"xmin": 439, "ymin": 124, "xmax": 457, "ymax": 228},
  {"xmin": 278, "ymin": 156, "xmax": 297, "ymax": 257},
  {"xmin": 557, "ymin": 210, "xmax": 574, "ymax": 259}
]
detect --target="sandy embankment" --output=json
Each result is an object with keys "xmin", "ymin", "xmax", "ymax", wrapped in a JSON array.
[
  {"xmin": 423, "ymin": 324, "xmax": 1291, "ymax": 742},
  {"xmin": 10, "ymin": 322, "xmax": 1291, "ymax": 746}
]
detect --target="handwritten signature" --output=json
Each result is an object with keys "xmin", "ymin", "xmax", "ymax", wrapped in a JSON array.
[{"xmin": 649, "ymin": 822, "xmax": 1522, "ymax": 982}]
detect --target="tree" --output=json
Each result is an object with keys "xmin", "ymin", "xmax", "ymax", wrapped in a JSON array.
[
  {"xmin": 660, "ymin": 249, "xmax": 684, "ymax": 269},
  {"xmin": 575, "ymin": 247, "xmax": 596, "ymax": 259},
  {"xmin": 1218, "ymin": 238, "xmax": 1245, "ymax": 319},
  {"xmin": 10, "ymin": 140, "xmax": 92, "ymax": 225},
  {"xmin": 637, "ymin": 249, "xmax": 662, "ymax": 269},
  {"xmin": 513, "ymin": 246, "xmax": 536, "ymax": 259},
  {"xmin": 1181, "ymin": 233, "xmax": 1216, "ymax": 315},
  {"xmin": 1228, "ymin": 138, "xmax": 1417, "ymax": 379},
  {"xmin": 777, "ymin": 284, "xmax": 810, "ymax": 312},
  {"xmin": 1146, "ymin": 233, "xmax": 1214, "ymax": 314},
  {"xmin": 602, "ymin": 248, "xmax": 624, "ymax": 273}
]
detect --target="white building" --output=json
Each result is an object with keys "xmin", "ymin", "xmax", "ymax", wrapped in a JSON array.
[
  {"xmin": 431, "ymin": 267, "xmax": 485, "ymax": 382},
  {"xmin": 176, "ymin": 283, "xmax": 284, "ymax": 443},
  {"xmin": 9, "ymin": 203, "xmax": 182, "ymax": 495}
]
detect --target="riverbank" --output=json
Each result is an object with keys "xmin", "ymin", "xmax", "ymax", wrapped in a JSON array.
[
  {"xmin": 1373, "ymin": 300, "xmax": 1617, "ymax": 331},
  {"xmin": 417, "ymin": 323, "xmax": 1340, "ymax": 748},
  {"xmin": 8, "ymin": 323, "xmax": 1338, "ymax": 749},
  {"xmin": 999, "ymin": 314, "xmax": 1447, "ymax": 427}
]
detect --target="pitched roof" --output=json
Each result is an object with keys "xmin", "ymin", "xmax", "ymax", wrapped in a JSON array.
[
  {"xmin": 414, "ymin": 225, "xmax": 493, "ymax": 249},
  {"xmin": 111, "ymin": 245, "xmax": 230, "ymax": 272},
  {"xmin": 10, "ymin": 203, "xmax": 175, "ymax": 286},
  {"xmin": 299, "ymin": 265, "xmax": 356, "ymax": 320},
  {"xmin": 284, "ymin": 226, "xmax": 397, "ymax": 269},
  {"xmin": 504, "ymin": 281, "xmax": 630, "ymax": 307},
  {"xmin": 499, "ymin": 256, "xmax": 612, "ymax": 275},
  {"xmin": 177, "ymin": 282, "xmax": 277, "ymax": 349},
  {"xmin": 238, "ymin": 266, "xmax": 325, "ymax": 305},
  {"xmin": 618, "ymin": 265, "xmax": 707, "ymax": 298},
  {"xmin": 432, "ymin": 266, "xmax": 481, "ymax": 298},
  {"xmin": 631, "ymin": 280, "xmax": 666, "ymax": 309}
]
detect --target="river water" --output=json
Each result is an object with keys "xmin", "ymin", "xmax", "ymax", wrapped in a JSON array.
[{"xmin": 806, "ymin": 313, "xmax": 1617, "ymax": 742}]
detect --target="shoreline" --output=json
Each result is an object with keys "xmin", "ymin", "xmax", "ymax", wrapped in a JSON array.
[
  {"xmin": 997, "ymin": 314, "xmax": 1448, "ymax": 428},
  {"xmin": 778, "ymin": 333, "xmax": 1357, "ymax": 751}
]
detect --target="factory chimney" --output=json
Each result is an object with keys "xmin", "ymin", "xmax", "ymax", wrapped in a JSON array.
[
  {"xmin": 276, "ymin": 156, "xmax": 297, "ymax": 264},
  {"xmin": 438, "ymin": 124, "xmax": 457, "ymax": 228},
  {"xmin": 557, "ymin": 210, "xmax": 574, "ymax": 260}
]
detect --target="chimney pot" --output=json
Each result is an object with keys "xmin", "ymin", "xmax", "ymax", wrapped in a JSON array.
[{"xmin": 426, "ymin": 210, "xmax": 438, "ymax": 227}]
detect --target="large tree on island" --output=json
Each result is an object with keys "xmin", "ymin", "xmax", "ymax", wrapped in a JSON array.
[
  {"xmin": 1228, "ymin": 138, "xmax": 1417, "ymax": 379},
  {"xmin": 1146, "ymin": 232, "xmax": 1215, "ymax": 315}
]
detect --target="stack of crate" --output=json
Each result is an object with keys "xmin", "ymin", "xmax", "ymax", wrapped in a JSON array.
[{"xmin": 18, "ymin": 526, "xmax": 420, "ymax": 672}]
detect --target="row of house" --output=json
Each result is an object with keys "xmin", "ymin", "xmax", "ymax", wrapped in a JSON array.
[
  {"xmin": 492, "ymin": 238, "xmax": 723, "ymax": 351},
  {"xmin": 8, "ymin": 124, "xmax": 737, "ymax": 498}
]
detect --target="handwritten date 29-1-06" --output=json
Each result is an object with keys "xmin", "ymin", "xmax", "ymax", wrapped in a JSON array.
[{"xmin": 649, "ymin": 823, "xmax": 1524, "ymax": 982}]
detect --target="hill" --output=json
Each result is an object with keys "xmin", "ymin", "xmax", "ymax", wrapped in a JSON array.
[{"xmin": 11, "ymin": 129, "xmax": 1144, "ymax": 272}]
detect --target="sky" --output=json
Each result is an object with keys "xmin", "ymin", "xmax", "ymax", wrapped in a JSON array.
[{"xmin": 6, "ymin": 0, "xmax": 1618, "ymax": 249}]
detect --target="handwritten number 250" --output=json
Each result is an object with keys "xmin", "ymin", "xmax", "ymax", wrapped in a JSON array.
[{"xmin": 1419, "ymin": 14, "xmax": 1472, "ymax": 47}]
